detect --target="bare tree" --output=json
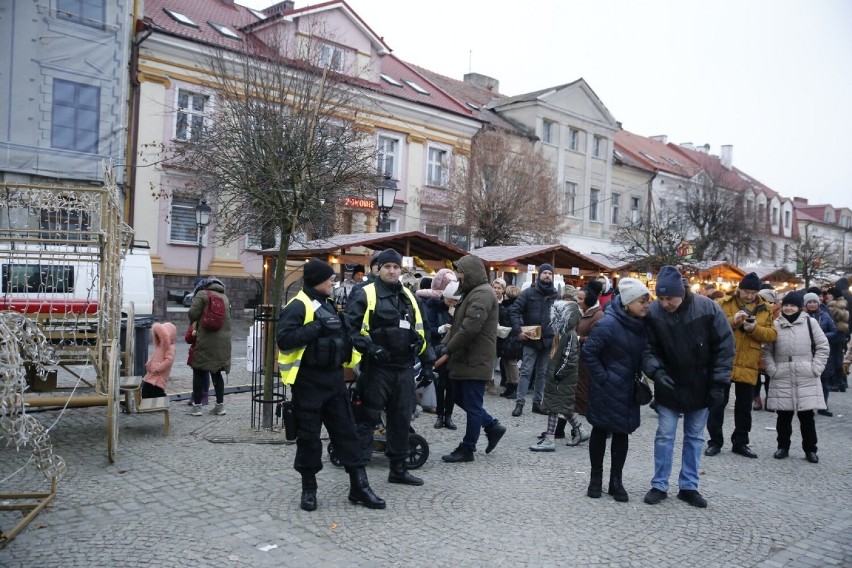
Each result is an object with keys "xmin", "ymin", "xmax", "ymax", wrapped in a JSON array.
[
  {"xmin": 448, "ymin": 129, "xmax": 563, "ymax": 246},
  {"xmin": 610, "ymin": 202, "xmax": 691, "ymax": 271},
  {"xmin": 795, "ymin": 225, "xmax": 843, "ymax": 287},
  {"xmin": 677, "ymin": 163, "xmax": 754, "ymax": 262},
  {"xmin": 149, "ymin": 29, "xmax": 381, "ymax": 425}
]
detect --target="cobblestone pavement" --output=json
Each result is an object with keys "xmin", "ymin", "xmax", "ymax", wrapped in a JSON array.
[{"xmin": 3, "ymin": 318, "xmax": 851, "ymax": 567}]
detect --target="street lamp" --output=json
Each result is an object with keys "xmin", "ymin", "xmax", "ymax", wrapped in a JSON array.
[
  {"xmin": 195, "ymin": 199, "xmax": 212, "ymax": 283},
  {"xmin": 376, "ymin": 176, "xmax": 398, "ymax": 233}
]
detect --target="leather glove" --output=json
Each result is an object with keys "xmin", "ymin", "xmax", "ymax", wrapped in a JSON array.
[
  {"xmin": 654, "ymin": 371, "xmax": 676, "ymax": 392},
  {"xmin": 417, "ymin": 366, "xmax": 435, "ymax": 388},
  {"xmin": 843, "ymin": 361, "xmax": 850, "ymax": 376},
  {"xmin": 368, "ymin": 343, "xmax": 389, "ymax": 363},
  {"xmin": 433, "ymin": 343, "xmax": 448, "ymax": 359},
  {"xmin": 709, "ymin": 387, "xmax": 726, "ymax": 409}
]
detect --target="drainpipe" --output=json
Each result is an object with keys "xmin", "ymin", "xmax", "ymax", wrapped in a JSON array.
[{"xmin": 125, "ymin": 0, "xmax": 152, "ymax": 226}]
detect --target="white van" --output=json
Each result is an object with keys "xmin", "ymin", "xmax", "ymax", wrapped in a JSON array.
[{"xmin": 0, "ymin": 242, "xmax": 154, "ymax": 318}]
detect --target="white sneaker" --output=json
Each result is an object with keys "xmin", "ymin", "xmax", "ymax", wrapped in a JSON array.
[
  {"xmin": 210, "ymin": 403, "xmax": 226, "ymax": 416},
  {"xmin": 189, "ymin": 404, "xmax": 203, "ymax": 416},
  {"xmin": 530, "ymin": 438, "xmax": 556, "ymax": 452},
  {"xmin": 566, "ymin": 428, "xmax": 590, "ymax": 446}
]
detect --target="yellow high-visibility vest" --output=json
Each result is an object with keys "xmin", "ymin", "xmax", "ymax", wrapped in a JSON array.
[
  {"xmin": 278, "ymin": 291, "xmax": 312, "ymax": 385},
  {"xmin": 348, "ymin": 283, "xmax": 426, "ymax": 369}
]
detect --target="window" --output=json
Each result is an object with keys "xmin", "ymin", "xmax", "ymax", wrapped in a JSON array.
[
  {"xmin": 57, "ymin": 0, "xmax": 104, "ymax": 28},
  {"xmin": 51, "ymin": 79, "xmax": 100, "ymax": 153},
  {"xmin": 589, "ymin": 188, "xmax": 600, "ymax": 221},
  {"xmin": 746, "ymin": 199, "xmax": 754, "ymax": 217},
  {"xmin": 542, "ymin": 120, "xmax": 556, "ymax": 144},
  {"xmin": 175, "ymin": 89, "xmax": 208, "ymax": 141},
  {"xmin": 40, "ymin": 205, "xmax": 90, "ymax": 241},
  {"xmin": 611, "ymin": 192, "xmax": 620, "ymax": 224},
  {"xmin": 169, "ymin": 197, "xmax": 201, "ymax": 243},
  {"xmin": 770, "ymin": 241, "xmax": 777, "ymax": 261},
  {"xmin": 402, "ymin": 79, "xmax": 430, "ymax": 95},
  {"xmin": 209, "ymin": 22, "xmax": 240, "ymax": 40},
  {"xmin": 427, "ymin": 147, "xmax": 447, "ymax": 187},
  {"xmin": 562, "ymin": 181, "xmax": 577, "ymax": 216},
  {"xmin": 783, "ymin": 244, "xmax": 791, "ymax": 263},
  {"xmin": 784, "ymin": 210, "xmax": 791, "ymax": 229},
  {"xmin": 593, "ymin": 136, "xmax": 605, "ymax": 158},
  {"xmin": 2, "ymin": 264, "xmax": 75, "ymax": 294},
  {"xmin": 824, "ymin": 210, "xmax": 833, "ymax": 223},
  {"xmin": 639, "ymin": 151, "xmax": 659, "ymax": 163},
  {"xmin": 757, "ymin": 203, "xmax": 766, "ymax": 227},
  {"xmin": 771, "ymin": 206, "xmax": 778, "ymax": 225},
  {"xmin": 631, "ymin": 196, "xmax": 641, "ymax": 222},
  {"xmin": 162, "ymin": 7, "xmax": 198, "ymax": 27},
  {"xmin": 756, "ymin": 240, "xmax": 764, "ymax": 258},
  {"xmin": 377, "ymin": 136, "xmax": 398, "ymax": 179},
  {"xmin": 380, "ymin": 74, "xmax": 403, "ymax": 87},
  {"xmin": 320, "ymin": 44, "xmax": 344, "ymax": 72},
  {"xmin": 568, "ymin": 128, "xmax": 579, "ymax": 151}
]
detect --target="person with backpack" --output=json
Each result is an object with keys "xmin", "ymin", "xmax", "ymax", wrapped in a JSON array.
[
  {"xmin": 187, "ymin": 276, "xmax": 231, "ymax": 416},
  {"xmin": 762, "ymin": 291, "xmax": 829, "ymax": 463}
]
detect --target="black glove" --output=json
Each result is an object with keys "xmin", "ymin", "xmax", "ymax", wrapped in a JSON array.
[
  {"xmin": 654, "ymin": 371, "xmax": 676, "ymax": 392},
  {"xmin": 433, "ymin": 343, "xmax": 448, "ymax": 359},
  {"xmin": 410, "ymin": 334, "xmax": 425, "ymax": 355},
  {"xmin": 368, "ymin": 343, "xmax": 389, "ymax": 363},
  {"xmin": 417, "ymin": 366, "xmax": 435, "ymax": 388},
  {"xmin": 709, "ymin": 387, "xmax": 726, "ymax": 409}
]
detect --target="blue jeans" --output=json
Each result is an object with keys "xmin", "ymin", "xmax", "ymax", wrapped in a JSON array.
[
  {"xmin": 452, "ymin": 380, "xmax": 498, "ymax": 451},
  {"xmin": 516, "ymin": 346, "xmax": 550, "ymax": 405},
  {"xmin": 652, "ymin": 404, "xmax": 709, "ymax": 492}
]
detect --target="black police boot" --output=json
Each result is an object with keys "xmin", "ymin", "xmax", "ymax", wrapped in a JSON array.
[
  {"xmin": 433, "ymin": 415, "xmax": 444, "ymax": 429},
  {"xmin": 587, "ymin": 469, "xmax": 603, "ymax": 498},
  {"xmin": 388, "ymin": 461, "xmax": 424, "ymax": 486},
  {"xmin": 608, "ymin": 474, "xmax": 628, "ymax": 502},
  {"xmin": 441, "ymin": 444, "xmax": 475, "ymax": 463},
  {"xmin": 300, "ymin": 475, "xmax": 318, "ymax": 512},
  {"xmin": 348, "ymin": 467, "xmax": 386, "ymax": 509},
  {"xmin": 443, "ymin": 414, "xmax": 457, "ymax": 430},
  {"xmin": 500, "ymin": 384, "xmax": 517, "ymax": 398}
]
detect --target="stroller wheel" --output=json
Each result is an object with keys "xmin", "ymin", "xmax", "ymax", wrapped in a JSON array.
[
  {"xmin": 406, "ymin": 433, "xmax": 429, "ymax": 469},
  {"xmin": 327, "ymin": 443, "xmax": 343, "ymax": 468}
]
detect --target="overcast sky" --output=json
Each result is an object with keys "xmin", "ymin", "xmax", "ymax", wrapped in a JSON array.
[{"xmin": 242, "ymin": 0, "xmax": 852, "ymax": 210}]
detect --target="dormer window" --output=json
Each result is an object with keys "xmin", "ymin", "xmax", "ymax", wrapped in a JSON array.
[
  {"xmin": 163, "ymin": 8, "xmax": 198, "ymax": 27},
  {"xmin": 639, "ymin": 151, "xmax": 658, "ymax": 163},
  {"xmin": 320, "ymin": 44, "xmax": 344, "ymax": 72},
  {"xmin": 403, "ymin": 79, "xmax": 430, "ymax": 95},
  {"xmin": 209, "ymin": 22, "xmax": 240, "ymax": 40},
  {"xmin": 247, "ymin": 8, "xmax": 267, "ymax": 20}
]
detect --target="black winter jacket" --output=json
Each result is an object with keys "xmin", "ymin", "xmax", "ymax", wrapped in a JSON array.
[
  {"xmin": 509, "ymin": 282, "xmax": 559, "ymax": 350},
  {"xmin": 641, "ymin": 292, "xmax": 735, "ymax": 412}
]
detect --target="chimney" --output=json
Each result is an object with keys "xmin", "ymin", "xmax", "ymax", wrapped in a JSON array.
[
  {"xmin": 793, "ymin": 197, "xmax": 809, "ymax": 205},
  {"xmin": 720, "ymin": 144, "xmax": 733, "ymax": 169},
  {"xmin": 680, "ymin": 142, "xmax": 695, "ymax": 151},
  {"xmin": 649, "ymin": 135, "xmax": 668, "ymax": 144},
  {"xmin": 266, "ymin": 0, "xmax": 295, "ymax": 15},
  {"xmin": 464, "ymin": 73, "xmax": 500, "ymax": 93}
]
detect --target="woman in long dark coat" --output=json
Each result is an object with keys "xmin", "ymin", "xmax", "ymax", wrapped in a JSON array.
[{"xmin": 581, "ymin": 278, "xmax": 650, "ymax": 503}]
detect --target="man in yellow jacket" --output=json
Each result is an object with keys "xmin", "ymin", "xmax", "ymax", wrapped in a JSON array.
[{"xmin": 706, "ymin": 272, "xmax": 777, "ymax": 458}]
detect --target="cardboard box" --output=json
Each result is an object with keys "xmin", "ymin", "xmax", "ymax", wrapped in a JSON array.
[{"xmin": 521, "ymin": 325, "xmax": 542, "ymax": 340}]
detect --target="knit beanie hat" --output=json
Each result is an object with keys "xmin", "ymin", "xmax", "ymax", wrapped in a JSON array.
[
  {"xmin": 492, "ymin": 277, "xmax": 507, "ymax": 289},
  {"xmin": 758, "ymin": 289, "xmax": 777, "ymax": 304},
  {"xmin": 431, "ymin": 268, "xmax": 457, "ymax": 293},
  {"xmin": 835, "ymin": 277, "xmax": 849, "ymax": 292},
  {"xmin": 539, "ymin": 263, "xmax": 554, "ymax": 275},
  {"xmin": 806, "ymin": 286, "xmax": 821, "ymax": 295},
  {"xmin": 618, "ymin": 278, "xmax": 651, "ymax": 306},
  {"xmin": 561, "ymin": 285, "xmax": 578, "ymax": 301},
  {"xmin": 419, "ymin": 277, "xmax": 433, "ymax": 290},
  {"xmin": 781, "ymin": 290, "xmax": 804, "ymax": 309},
  {"xmin": 304, "ymin": 258, "xmax": 336, "ymax": 286},
  {"xmin": 739, "ymin": 272, "xmax": 761, "ymax": 291},
  {"xmin": 803, "ymin": 292, "xmax": 821, "ymax": 305},
  {"xmin": 825, "ymin": 286, "xmax": 842, "ymax": 299},
  {"xmin": 352, "ymin": 264, "xmax": 365, "ymax": 276},
  {"xmin": 369, "ymin": 250, "xmax": 382, "ymax": 268},
  {"xmin": 655, "ymin": 266, "xmax": 685, "ymax": 297},
  {"xmin": 580, "ymin": 285, "xmax": 599, "ymax": 307},
  {"xmin": 376, "ymin": 248, "xmax": 402, "ymax": 268},
  {"xmin": 442, "ymin": 280, "xmax": 462, "ymax": 300}
]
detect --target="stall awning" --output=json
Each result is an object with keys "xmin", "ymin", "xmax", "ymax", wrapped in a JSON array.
[
  {"xmin": 260, "ymin": 231, "xmax": 468, "ymax": 262},
  {"xmin": 470, "ymin": 244, "xmax": 609, "ymax": 272}
]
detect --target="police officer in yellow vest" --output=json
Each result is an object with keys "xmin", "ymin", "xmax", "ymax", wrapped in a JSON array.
[
  {"xmin": 276, "ymin": 258, "xmax": 385, "ymax": 512},
  {"xmin": 346, "ymin": 248, "xmax": 436, "ymax": 486}
]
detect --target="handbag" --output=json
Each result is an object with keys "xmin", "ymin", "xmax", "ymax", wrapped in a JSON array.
[{"xmin": 634, "ymin": 373, "xmax": 653, "ymax": 406}]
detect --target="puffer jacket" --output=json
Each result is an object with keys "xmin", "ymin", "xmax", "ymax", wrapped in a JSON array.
[
  {"xmin": 188, "ymin": 283, "xmax": 232, "ymax": 373},
  {"xmin": 827, "ymin": 296, "xmax": 849, "ymax": 342},
  {"xmin": 142, "ymin": 322, "xmax": 176, "ymax": 390},
  {"xmin": 541, "ymin": 301, "xmax": 581, "ymax": 416},
  {"xmin": 509, "ymin": 280, "xmax": 559, "ymax": 350},
  {"xmin": 575, "ymin": 303, "xmax": 604, "ymax": 416},
  {"xmin": 717, "ymin": 289, "xmax": 777, "ymax": 385},
  {"xmin": 582, "ymin": 296, "xmax": 646, "ymax": 434},
  {"xmin": 762, "ymin": 312, "xmax": 829, "ymax": 411},
  {"xmin": 642, "ymin": 292, "xmax": 735, "ymax": 412},
  {"xmin": 807, "ymin": 306, "xmax": 838, "ymax": 378},
  {"xmin": 445, "ymin": 255, "xmax": 498, "ymax": 381},
  {"xmin": 498, "ymin": 296, "xmax": 522, "ymax": 360}
]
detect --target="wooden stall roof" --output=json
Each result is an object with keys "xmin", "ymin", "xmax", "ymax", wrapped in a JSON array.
[
  {"xmin": 747, "ymin": 265, "xmax": 802, "ymax": 284},
  {"xmin": 259, "ymin": 231, "xmax": 468, "ymax": 262},
  {"xmin": 470, "ymin": 244, "xmax": 609, "ymax": 271},
  {"xmin": 686, "ymin": 260, "xmax": 746, "ymax": 281}
]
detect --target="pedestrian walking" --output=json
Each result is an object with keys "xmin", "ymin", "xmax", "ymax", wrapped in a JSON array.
[
  {"xmin": 641, "ymin": 266, "xmax": 734, "ymax": 508},
  {"xmin": 277, "ymin": 258, "xmax": 385, "ymax": 511},
  {"xmin": 187, "ymin": 277, "xmax": 231, "ymax": 416}
]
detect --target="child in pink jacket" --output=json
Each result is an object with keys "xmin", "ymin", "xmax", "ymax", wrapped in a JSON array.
[{"xmin": 142, "ymin": 322, "xmax": 177, "ymax": 398}]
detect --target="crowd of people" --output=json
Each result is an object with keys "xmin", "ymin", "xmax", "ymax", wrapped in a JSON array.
[{"xmin": 265, "ymin": 247, "xmax": 850, "ymax": 513}]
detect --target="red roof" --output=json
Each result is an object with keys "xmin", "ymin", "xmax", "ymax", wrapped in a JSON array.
[{"xmin": 614, "ymin": 130, "xmax": 701, "ymax": 177}]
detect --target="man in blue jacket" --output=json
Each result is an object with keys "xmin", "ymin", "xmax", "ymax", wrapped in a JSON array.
[
  {"xmin": 509, "ymin": 264, "xmax": 559, "ymax": 416},
  {"xmin": 642, "ymin": 266, "xmax": 734, "ymax": 508}
]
